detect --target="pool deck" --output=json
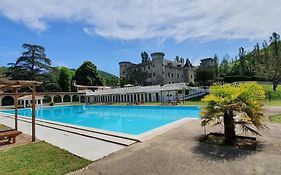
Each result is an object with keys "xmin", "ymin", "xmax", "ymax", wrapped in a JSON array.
[
  {"xmin": 0, "ymin": 115, "xmax": 125, "ymax": 161},
  {"xmin": 68, "ymin": 106, "xmax": 281, "ymax": 175},
  {"xmin": 69, "ymin": 121, "xmax": 281, "ymax": 175}
]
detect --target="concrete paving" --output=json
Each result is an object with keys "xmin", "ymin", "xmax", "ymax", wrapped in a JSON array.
[
  {"xmin": 69, "ymin": 112, "xmax": 281, "ymax": 175},
  {"xmin": 0, "ymin": 116, "xmax": 124, "ymax": 161}
]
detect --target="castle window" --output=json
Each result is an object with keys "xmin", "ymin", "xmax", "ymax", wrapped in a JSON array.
[
  {"xmin": 162, "ymin": 71, "xmax": 164, "ymax": 75},
  {"xmin": 171, "ymin": 73, "xmax": 174, "ymax": 77},
  {"xmin": 153, "ymin": 73, "xmax": 156, "ymax": 77},
  {"xmin": 123, "ymin": 71, "xmax": 125, "ymax": 74},
  {"xmin": 152, "ymin": 65, "xmax": 155, "ymax": 68},
  {"xmin": 143, "ymin": 67, "xmax": 146, "ymax": 70},
  {"xmin": 191, "ymin": 75, "xmax": 193, "ymax": 78},
  {"xmin": 148, "ymin": 66, "xmax": 150, "ymax": 69},
  {"xmin": 168, "ymin": 73, "xmax": 170, "ymax": 77},
  {"xmin": 177, "ymin": 74, "xmax": 179, "ymax": 78},
  {"xmin": 125, "ymin": 65, "xmax": 127, "ymax": 67}
]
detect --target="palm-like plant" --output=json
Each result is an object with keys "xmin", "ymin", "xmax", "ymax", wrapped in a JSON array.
[
  {"xmin": 8, "ymin": 43, "xmax": 52, "ymax": 80},
  {"xmin": 201, "ymin": 82, "xmax": 266, "ymax": 144}
]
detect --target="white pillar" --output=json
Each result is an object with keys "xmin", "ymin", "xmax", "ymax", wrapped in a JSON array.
[
  {"xmin": 51, "ymin": 95, "xmax": 55, "ymax": 103},
  {"xmin": 61, "ymin": 95, "xmax": 64, "ymax": 104}
]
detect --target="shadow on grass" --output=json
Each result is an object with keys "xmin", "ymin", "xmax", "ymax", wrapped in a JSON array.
[{"xmin": 192, "ymin": 135, "xmax": 265, "ymax": 161}]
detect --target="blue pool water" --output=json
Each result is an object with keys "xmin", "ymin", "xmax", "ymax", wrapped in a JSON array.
[{"xmin": 0, "ymin": 105, "xmax": 200, "ymax": 135}]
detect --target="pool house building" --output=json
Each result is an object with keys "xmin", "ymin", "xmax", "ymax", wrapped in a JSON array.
[{"xmin": 82, "ymin": 83, "xmax": 193, "ymax": 104}]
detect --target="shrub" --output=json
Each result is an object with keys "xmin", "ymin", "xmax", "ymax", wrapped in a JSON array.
[{"xmin": 201, "ymin": 82, "xmax": 266, "ymax": 144}]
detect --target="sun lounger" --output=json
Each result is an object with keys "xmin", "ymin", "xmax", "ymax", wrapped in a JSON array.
[{"xmin": 0, "ymin": 129, "xmax": 22, "ymax": 143}]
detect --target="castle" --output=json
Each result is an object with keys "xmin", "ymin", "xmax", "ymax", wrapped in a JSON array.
[{"xmin": 119, "ymin": 52, "xmax": 196, "ymax": 85}]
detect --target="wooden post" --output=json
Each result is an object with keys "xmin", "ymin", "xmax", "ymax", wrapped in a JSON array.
[
  {"xmin": 32, "ymin": 84, "xmax": 36, "ymax": 142},
  {"xmin": 14, "ymin": 88, "xmax": 18, "ymax": 130}
]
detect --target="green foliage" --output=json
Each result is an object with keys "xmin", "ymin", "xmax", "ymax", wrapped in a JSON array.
[
  {"xmin": 39, "ymin": 67, "xmax": 61, "ymax": 92},
  {"xmin": 74, "ymin": 61, "xmax": 104, "ymax": 86},
  {"xmin": 0, "ymin": 141, "xmax": 91, "ymax": 175},
  {"xmin": 124, "ymin": 69, "xmax": 147, "ymax": 86},
  {"xmin": 141, "ymin": 51, "xmax": 150, "ymax": 63},
  {"xmin": 58, "ymin": 66, "xmax": 75, "ymax": 91},
  {"xmin": 201, "ymin": 82, "xmax": 266, "ymax": 144},
  {"xmin": 49, "ymin": 102, "xmax": 55, "ymax": 106},
  {"xmin": 97, "ymin": 70, "xmax": 119, "ymax": 86},
  {"xmin": 0, "ymin": 66, "xmax": 8, "ymax": 78},
  {"xmin": 217, "ymin": 32, "xmax": 281, "ymax": 91},
  {"xmin": 7, "ymin": 43, "xmax": 52, "ymax": 80},
  {"xmin": 270, "ymin": 114, "xmax": 281, "ymax": 123},
  {"xmin": 195, "ymin": 67, "xmax": 216, "ymax": 85}
]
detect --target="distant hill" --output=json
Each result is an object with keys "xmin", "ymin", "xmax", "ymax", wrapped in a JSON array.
[{"xmin": 97, "ymin": 70, "xmax": 119, "ymax": 86}]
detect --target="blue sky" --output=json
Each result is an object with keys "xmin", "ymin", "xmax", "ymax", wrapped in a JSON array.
[{"xmin": 0, "ymin": 0, "xmax": 280, "ymax": 76}]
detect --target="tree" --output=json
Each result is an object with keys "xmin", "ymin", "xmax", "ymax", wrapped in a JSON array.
[
  {"xmin": 125, "ymin": 70, "xmax": 147, "ymax": 86},
  {"xmin": 268, "ymin": 32, "xmax": 281, "ymax": 92},
  {"xmin": 141, "ymin": 51, "xmax": 149, "ymax": 63},
  {"xmin": 238, "ymin": 47, "xmax": 246, "ymax": 75},
  {"xmin": 74, "ymin": 61, "xmax": 104, "ymax": 86},
  {"xmin": 98, "ymin": 70, "xmax": 119, "ymax": 86},
  {"xmin": 201, "ymin": 82, "xmax": 266, "ymax": 144},
  {"xmin": 175, "ymin": 56, "xmax": 180, "ymax": 62},
  {"xmin": 7, "ymin": 43, "xmax": 52, "ymax": 80},
  {"xmin": 214, "ymin": 54, "xmax": 219, "ymax": 77},
  {"xmin": 219, "ymin": 55, "xmax": 230, "ymax": 77},
  {"xmin": 58, "ymin": 67, "xmax": 75, "ymax": 92},
  {"xmin": 40, "ymin": 67, "xmax": 61, "ymax": 92},
  {"xmin": 195, "ymin": 67, "xmax": 216, "ymax": 85}
]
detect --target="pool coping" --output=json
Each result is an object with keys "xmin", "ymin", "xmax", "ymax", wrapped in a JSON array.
[{"xmin": 0, "ymin": 106, "xmax": 199, "ymax": 143}]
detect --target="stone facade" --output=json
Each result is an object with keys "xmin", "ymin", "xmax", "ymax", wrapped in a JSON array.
[
  {"xmin": 199, "ymin": 58, "xmax": 215, "ymax": 68},
  {"xmin": 119, "ymin": 52, "xmax": 195, "ymax": 85}
]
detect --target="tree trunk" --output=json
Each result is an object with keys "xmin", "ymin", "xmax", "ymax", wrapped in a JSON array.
[
  {"xmin": 273, "ymin": 83, "xmax": 278, "ymax": 92},
  {"xmin": 223, "ymin": 111, "xmax": 235, "ymax": 145}
]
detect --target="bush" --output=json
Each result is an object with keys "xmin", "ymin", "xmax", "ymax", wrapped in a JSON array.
[
  {"xmin": 223, "ymin": 76, "xmax": 268, "ymax": 83},
  {"xmin": 49, "ymin": 102, "xmax": 55, "ymax": 106}
]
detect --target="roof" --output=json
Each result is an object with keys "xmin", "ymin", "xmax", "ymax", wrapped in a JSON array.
[
  {"xmin": 85, "ymin": 83, "xmax": 191, "ymax": 96},
  {"xmin": 75, "ymin": 84, "xmax": 111, "ymax": 90},
  {"xmin": 18, "ymin": 95, "xmax": 44, "ymax": 100}
]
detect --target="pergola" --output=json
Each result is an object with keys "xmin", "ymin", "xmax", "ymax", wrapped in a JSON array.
[{"xmin": 0, "ymin": 79, "xmax": 42, "ymax": 141}]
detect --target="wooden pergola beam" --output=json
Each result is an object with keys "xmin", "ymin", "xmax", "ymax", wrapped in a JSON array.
[{"xmin": 0, "ymin": 79, "xmax": 42, "ymax": 142}]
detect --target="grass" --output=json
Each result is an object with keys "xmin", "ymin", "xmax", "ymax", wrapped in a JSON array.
[
  {"xmin": 262, "ymin": 84, "xmax": 281, "ymax": 106},
  {"xmin": 0, "ymin": 141, "xmax": 91, "ymax": 175},
  {"xmin": 0, "ymin": 124, "xmax": 11, "ymax": 130},
  {"xmin": 270, "ymin": 114, "xmax": 281, "ymax": 123}
]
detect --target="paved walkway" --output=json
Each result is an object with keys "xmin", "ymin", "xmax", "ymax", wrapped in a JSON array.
[
  {"xmin": 70, "ymin": 119, "xmax": 281, "ymax": 175},
  {"xmin": 0, "ymin": 116, "xmax": 124, "ymax": 161}
]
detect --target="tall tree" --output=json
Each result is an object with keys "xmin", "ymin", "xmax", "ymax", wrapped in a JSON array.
[
  {"xmin": 175, "ymin": 56, "xmax": 180, "ymax": 62},
  {"xmin": 8, "ymin": 43, "xmax": 52, "ymax": 80},
  {"xmin": 268, "ymin": 32, "xmax": 281, "ymax": 92},
  {"xmin": 74, "ymin": 61, "xmax": 104, "ymax": 86},
  {"xmin": 195, "ymin": 67, "xmax": 216, "ymax": 85},
  {"xmin": 58, "ymin": 67, "xmax": 75, "ymax": 92},
  {"xmin": 214, "ymin": 54, "xmax": 219, "ymax": 77},
  {"xmin": 141, "ymin": 51, "xmax": 149, "ymax": 63},
  {"xmin": 238, "ymin": 47, "xmax": 246, "ymax": 75},
  {"xmin": 219, "ymin": 55, "xmax": 230, "ymax": 77}
]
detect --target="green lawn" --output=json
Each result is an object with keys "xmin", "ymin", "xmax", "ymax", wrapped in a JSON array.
[
  {"xmin": 270, "ymin": 114, "xmax": 281, "ymax": 123},
  {"xmin": 262, "ymin": 84, "xmax": 281, "ymax": 106},
  {"xmin": 0, "ymin": 124, "xmax": 11, "ymax": 130},
  {"xmin": 0, "ymin": 141, "xmax": 91, "ymax": 175}
]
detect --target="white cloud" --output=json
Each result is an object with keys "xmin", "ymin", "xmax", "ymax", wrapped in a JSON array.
[{"xmin": 0, "ymin": 0, "xmax": 280, "ymax": 41}]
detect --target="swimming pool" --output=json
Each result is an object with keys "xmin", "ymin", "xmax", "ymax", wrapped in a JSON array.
[{"xmin": 0, "ymin": 105, "xmax": 200, "ymax": 135}]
